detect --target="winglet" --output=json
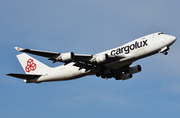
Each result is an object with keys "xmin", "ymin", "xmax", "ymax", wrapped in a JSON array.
[{"xmin": 15, "ymin": 47, "xmax": 24, "ymax": 52}]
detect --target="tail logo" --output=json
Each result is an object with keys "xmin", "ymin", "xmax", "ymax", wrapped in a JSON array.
[{"xmin": 25, "ymin": 59, "xmax": 37, "ymax": 73}]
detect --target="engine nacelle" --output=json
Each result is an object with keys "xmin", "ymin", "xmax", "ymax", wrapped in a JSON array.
[
  {"xmin": 116, "ymin": 73, "xmax": 132, "ymax": 80},
  {"xmin": 95, "ymin": 54, "xmax": 109, "ymax": 63},
  {"xmin": 61, "ymin": 52, "xmax": 74, "ymax": 62},
  {"xmin": 121, "ymin": 73, "xmax": 132, "ymax": 80},
  {"xmin": 54, "ymin": 52, "xmax": 74, "ymax": 62},
  {"xmin": 129, "ymin": 65, "xmax": 142, "ymax": 74}
]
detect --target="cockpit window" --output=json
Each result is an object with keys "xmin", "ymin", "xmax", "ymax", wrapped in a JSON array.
[{"xmin": 158, "ymin": 32, "xmax": 164, "ymax": 35}]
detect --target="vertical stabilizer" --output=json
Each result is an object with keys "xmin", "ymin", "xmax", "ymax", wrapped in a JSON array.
[{"xmin": 17, "ymin": 53, "xmax": 51, "ymax": 74}]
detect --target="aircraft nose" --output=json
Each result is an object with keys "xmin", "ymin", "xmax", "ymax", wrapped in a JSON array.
[
  {"xmin": 162, "ymin": 35, "xmax": 177, "ymax": 46},
  {"xmin": 169, "ymin": 35, "xmax": 177, "ymax": 45},
  {"xmin": 171, "ymin": 36, "xmax": 177, "ymax": 43}
]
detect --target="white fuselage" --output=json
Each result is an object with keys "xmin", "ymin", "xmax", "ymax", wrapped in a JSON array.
[{"xmin": 25, "ymin": 32, "xmax": 176, "ymax": 83}]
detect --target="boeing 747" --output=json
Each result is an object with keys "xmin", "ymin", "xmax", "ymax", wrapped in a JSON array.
[{"xmin": 7, "ymin": 32, "xmax": 176, "ymax": 83}]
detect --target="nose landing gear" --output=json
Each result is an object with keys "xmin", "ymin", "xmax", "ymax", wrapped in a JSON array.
[
  {"xmin": 163, "ymin": 51, "xmax": 168, "ymax": 55},
  {"xmin": 159, "ymin": 46, "xmax": 169, "ymax": 55}
]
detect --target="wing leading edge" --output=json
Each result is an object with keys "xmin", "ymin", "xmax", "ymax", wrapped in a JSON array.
[{"xmin": 15, "ymin": 47, "xmax": 92, "ymax": 63}]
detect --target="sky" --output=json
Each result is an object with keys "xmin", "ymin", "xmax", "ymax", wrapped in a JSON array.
[{"xmin": 1, "ymin": 0, "xmax": 180, "ymax": 118}]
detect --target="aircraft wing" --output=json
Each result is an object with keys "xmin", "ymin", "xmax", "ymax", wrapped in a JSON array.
[
  {"xmin": 15, "ymin": 47, "xmax": 60, "ymax": 58},
  {"xmin": 15, "ymin": 47, "xmax": 92, "ymax": 63},
  {"xmin": 15, "ymin": 47, "xmax": 125, "ymax": 70}
]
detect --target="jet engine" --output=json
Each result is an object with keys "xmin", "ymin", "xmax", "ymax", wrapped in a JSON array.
[
  {"xmin": 61, "ymin": 52, "xmax": 74, "ymax": 62},
  {"xmin": 129, "ymin": 65, "xmax": 142, "ymax": 74},
  {"xmin": 121, "ymin": 73, "xmax": 132, "ymax": 80},
  {"xmin": 55, "ymin": 52, "xmax": 74, "ymax": 62},
  {"xmin": 95, "ymin": 54, "xmax": 109, "ymax": 63},
  {"xmin": 116, "ymin": 73, "xmax": 132, "ymax": 80}
]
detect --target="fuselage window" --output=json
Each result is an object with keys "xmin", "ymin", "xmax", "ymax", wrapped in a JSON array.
[{"xmin": 158, "ymin": 32, "xmax": 164, "ymax": 35}]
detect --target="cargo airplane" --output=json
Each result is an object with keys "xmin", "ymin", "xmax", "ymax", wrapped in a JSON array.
[{"xmin": 7, "ymin": 32, "xmax": 176, "ymax": 83}]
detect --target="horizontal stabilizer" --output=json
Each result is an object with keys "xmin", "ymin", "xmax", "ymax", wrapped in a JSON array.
[{"xmin": 7, "ymin": 73, "xmax": 42, "ymax": 80}]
